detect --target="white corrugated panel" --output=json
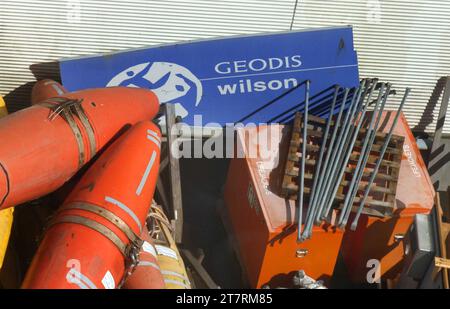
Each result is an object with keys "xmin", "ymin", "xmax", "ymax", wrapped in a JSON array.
[
  {"xmin": 3, "ymin": 0, "xmax": 449, "ymax": 134},
  {"xmin": 0, "ymin": 0, "xmax": 296, "ymax": 111},
  {"xmin": 293, "ymin": 0, "xmax": 450, "ymax": 133}
]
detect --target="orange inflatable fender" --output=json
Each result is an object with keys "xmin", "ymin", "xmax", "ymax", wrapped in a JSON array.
[
  {"xmin": 31, "ymin": 79, "xmax": 68, "ymax": 105},
  {"xmin": 122, "ymin": 226, "xmax": 165, "ymax": 289},
  {"xmin": 0, "ymin": 87, "xmax": 159, "ymax": 210},
  {"xmin": 22, "ymin": 121, "xmax": 162, "ymax": 289}
]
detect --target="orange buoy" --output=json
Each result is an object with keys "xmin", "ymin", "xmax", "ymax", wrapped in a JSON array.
[
  {"xmin": 122, "ymin": 226, "xmax": 165, "ymax": 289},
  {"xmin": 31, "ymin": 79, "xmax": 68, "ymax": 105},
  {"xmin": 22, "ymin": 121, "xmax": 162, "ymax": 289},
  {"xmin": 0, "ymin": 87, "xmax": 159, "ymax": 210}
]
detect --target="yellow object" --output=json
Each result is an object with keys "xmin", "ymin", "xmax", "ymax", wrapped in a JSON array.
[
  {"xmin": 0, "ymin": 95, "xmax": 14, "ymax": 269},
  {"xmin": 0, "ymin": 96, "xmax": 8, "ymax": 118},
  {"xmin": 150, "ymin": 204, "xmax": 191, "ymax": 289}
]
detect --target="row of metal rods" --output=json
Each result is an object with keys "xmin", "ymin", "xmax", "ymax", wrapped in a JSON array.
[
  {"xmin": 298, "ymin": 84, "xmax": 347, "ymax": 241},
  {"xmin": 314, "ymin": 80, "xmax": 370, "ymax": 224},
  {"xmin": 296, "ymin": 78, "xmax": 411, "ymax": 242},
  {"xmin": 301, "ymin": 86, "xmax": 352, "ymax": 240},
  {"xmin": 349, "ymin": 88, "xmax": 410, "ymax": 230},
  {"xmin": 337, "ymin": 82, "xmax": 392, "ymax": 228},
  {"xmin": 332, "ymin": 84, "xmax": 410, "ymax": 231},
  {"xmin": 298, "ymin": 79, "xmax": 370, "ymax": 242},
  {"xmin": 300, "ymin": 85, "xmax": 341, "ymax": 239}
]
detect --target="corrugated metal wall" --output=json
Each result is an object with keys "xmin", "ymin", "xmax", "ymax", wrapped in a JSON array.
[
  {"xmin": 0, "ymin": 0, "xmax": 295, "ymax": 111},
  {"xmin": 1, "ymin": 0, "xmax": 450, "ymax": 133},
  {"xmin": 292, "ymin": 0, "xmax": 450, "ymax": 133}
]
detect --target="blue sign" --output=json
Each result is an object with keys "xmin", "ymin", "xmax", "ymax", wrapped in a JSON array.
[{"xmin": 60, "ymin": 26, "xmax": 359, "ymax": 125}]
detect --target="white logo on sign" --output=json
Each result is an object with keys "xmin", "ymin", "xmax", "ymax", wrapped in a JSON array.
[{"xmin": 107, "ymin": 62, "xmax": 203, "ymax": 120}]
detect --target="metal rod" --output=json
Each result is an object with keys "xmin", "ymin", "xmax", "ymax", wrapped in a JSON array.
[
  {"xmin": 299, "ymin": 85, "xmax": 339, "ymax": 240},
  {"xmin": 323, "ymin": 79, "xmax": 378, "ymax": 219},
  {"xmin": 336, "ymin": 83, "xmax": 388, "ymax": 226},
  {"xmin": 319, "ymin": 80, "xmax": 377, "ymax": 220},
  {"xmin": 300, "ymin": 87, "xmax": 350, "ymax": 239},
  {"xmin": 313, "ymin": 83, "xmax": 367, "ymax": 224},
  {"xmin": 316, "ymin": 88, "xmax": 366, "ymax": 222},
  {"xmin": 269, "ymin": 85, "xmax": 338, "ymax": 124},
  {"xmin": 316, "ymin": 88, "xmax": 359, "ymax": 201},
  {"xmin": 310, "ymin": 88, "xmax": 349, "ymax": 204},
  {"xmin": 297, "ymin": 80, "xmax": 310, "ymax": 242},
  {"xmin": 318, "ymin": 82, "xmax": 377, "ymax": 222},
  {"xmin": 304, "ymin": 79, "xmax": 371, "ymax": 238},
  {"xmin": 349, "ymin": 88, "xmax": 411, "ymax": 231},
  {"xmin": 338, "ymin": 83, "xmax": 391, "ymax": 228}
]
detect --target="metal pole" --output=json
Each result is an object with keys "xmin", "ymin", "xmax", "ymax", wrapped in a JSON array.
[
  {"xmin": 300, "ymin": 87, "xmax": 350, "ymax": 240},
  {"xmin": 338, "ymin": 83, "xmax": 392, "ymax": 228},
  {"xmin": 349, "ymin": 88, "xmax": 410, "ymax": 231},
  {"xmin": 320, "ymin": 81, "xmax": 376, "ymax": 218},
  {"xmin": 318, "ymin": 82, "xmax": 377, "ymax": 222},
  {"xmin": 300, "ymin": 85, "xmax": 339, "ymax": 240},
  {"xmin": 313, "ymin": 83, "xmax": 367, "ymax": 224},
  {"xmin": 336, "ymin": 83, "xmax": 388, "ymax": 226},
  {"xmin": 297, "ymin": 80, "xmax": 310, "ymax": 242},
  {"xmin": 316, "ymin": 87, "xmax": 366, "ymax": 223},
  {"xmin": 310, "ymin": 87, "xmax": 348, "ymax": 206}
]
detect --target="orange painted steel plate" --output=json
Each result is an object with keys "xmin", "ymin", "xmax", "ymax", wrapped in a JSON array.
[{"xmin": 224, "ymin": 124, "xmax": 344, "ymax": 288}]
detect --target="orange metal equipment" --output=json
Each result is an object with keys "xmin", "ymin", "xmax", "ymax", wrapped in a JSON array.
[
  {"xmin": 0, "ymin": 87, "xmax": 159, "ymax": 210},
  {"xmin": 31, "ymin": 79, "xmax": 68, "ymax": 105},
  {"xmin": 223, "ymin": 124, "xmax": 344, "ymax": 288},
  {"xmin": 22, "ymin": 121, "xmax": 162, "ymax": 289},
  {"xmin": 341, "ymin": 112, "xmax": 435, "ymax": 283},
  {"xmin": 122, "ymin": 226, "xmax": 165, "ymax": 289}
]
